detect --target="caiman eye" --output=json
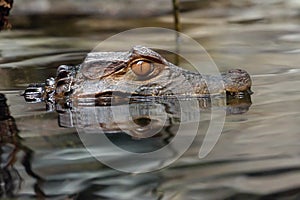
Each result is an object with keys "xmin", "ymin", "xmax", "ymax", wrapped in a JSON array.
[{"xmin": 130, "ymin": 60, "xmax": 154, "ymax": 77}]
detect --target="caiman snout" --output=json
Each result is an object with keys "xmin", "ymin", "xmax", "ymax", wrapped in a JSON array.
[{"xmin": 222, "ymin": 69, "xmax": 252, "ymax": 94}]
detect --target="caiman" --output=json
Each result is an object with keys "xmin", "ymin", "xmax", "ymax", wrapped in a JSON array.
[{"xmin": 23, "ymin": 46, "xmax": 252, "ymax": 109}]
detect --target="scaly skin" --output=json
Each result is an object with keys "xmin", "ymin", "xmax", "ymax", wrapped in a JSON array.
[
  {"xmin": 69, "ymin": 46, "xmax": 252, "ymax": 99},
  {"xmin": 23, "ymin": 46, "xmax": 252, "ymax": 107}
]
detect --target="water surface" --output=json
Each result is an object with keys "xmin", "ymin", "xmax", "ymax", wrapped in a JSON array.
[{"xmin": 1, "ymin": 1, "xmax": 300, "ymax": 199}]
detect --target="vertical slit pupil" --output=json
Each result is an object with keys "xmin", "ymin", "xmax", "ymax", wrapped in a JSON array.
[{"xmin": 137, "ymin": 61, "xmax": 144, "ymax": 74}]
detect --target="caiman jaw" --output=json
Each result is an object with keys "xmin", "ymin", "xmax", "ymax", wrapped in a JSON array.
[{"xmin": 73, "ymin": 91, "xmax": 140, "ymax": 106}]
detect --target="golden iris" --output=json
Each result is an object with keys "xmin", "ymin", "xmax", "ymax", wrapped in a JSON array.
[{"xmin": 130, "ymin": 60, "xmax": 154, "ymax": 77}]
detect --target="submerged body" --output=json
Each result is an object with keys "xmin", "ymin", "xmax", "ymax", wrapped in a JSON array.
[{"xmin": 23, "ymin": 46, "xmax": 252, "ymax": 107}]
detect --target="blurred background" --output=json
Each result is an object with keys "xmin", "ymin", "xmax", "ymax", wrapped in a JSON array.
[{"xmin": 1, "ymin": 0, "xmax": 300, "ymax": 199}]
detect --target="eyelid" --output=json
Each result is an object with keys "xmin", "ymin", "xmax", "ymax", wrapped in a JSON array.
[{"xmin": 129, "ymin": 58, "xmax": 153, "ymax": 65}]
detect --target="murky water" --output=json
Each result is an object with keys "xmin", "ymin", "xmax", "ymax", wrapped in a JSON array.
[{"xmin": 1, "ymin": 1, "xmax": 300, "ymax": 199}]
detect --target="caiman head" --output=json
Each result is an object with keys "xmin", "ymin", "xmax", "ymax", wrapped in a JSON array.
[
  {"xmin": 23, "ymin": 46, "xmax": 252, "ymax": 108},
  {"xmin": 71, "ymin": 46, "xmax": 252, "ymax": 101}
]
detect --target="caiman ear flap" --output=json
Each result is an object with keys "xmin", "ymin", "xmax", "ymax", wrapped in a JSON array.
[{"xmin": 130, "ymin": 46, "xmax": 169, "ymax": 65}]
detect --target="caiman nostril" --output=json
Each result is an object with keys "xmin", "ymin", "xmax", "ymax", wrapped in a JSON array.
[
  {"xmin": 222, "ymin": 68, "xmax": 252, "ymax": 93},
  {"xmin": 22, "ymin": 83, "xmax": 45, "ymax": 103}
]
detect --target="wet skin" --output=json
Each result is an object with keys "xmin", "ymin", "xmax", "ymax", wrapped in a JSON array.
[{"xmin": 23, "ymin": 46, "xmax": 252, "ymax": 106}]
